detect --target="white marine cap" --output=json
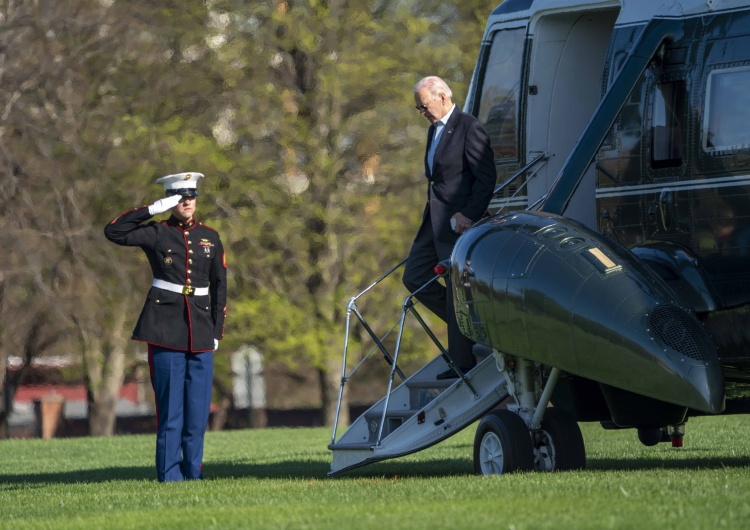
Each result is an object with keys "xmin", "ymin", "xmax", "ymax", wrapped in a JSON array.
[{"xmin": 155, "ymin": 172, "xmax": 204, "ymax": 197}]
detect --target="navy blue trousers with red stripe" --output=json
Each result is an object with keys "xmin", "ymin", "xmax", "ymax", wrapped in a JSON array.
[{"xmin": 148, "ymin": 345, "xmax": 213, "ymax": 482}]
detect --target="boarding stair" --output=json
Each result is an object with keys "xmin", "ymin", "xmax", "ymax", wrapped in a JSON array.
[
  {"xmin": 327, "ymin": 153, "xmax": 554, "ymax": 476},
  {"xmin": 327, "ymin": 261, "xmax": 510, "ymax": 476}
]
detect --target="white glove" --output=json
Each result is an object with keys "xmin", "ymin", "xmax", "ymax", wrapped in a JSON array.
[
  {"xmin": 148, "ymin": 194, "xmax": 182, "ymax": 215},
  {"xmin": 214, "ymin": 339, "xmax": 219, "ymax": 351}
]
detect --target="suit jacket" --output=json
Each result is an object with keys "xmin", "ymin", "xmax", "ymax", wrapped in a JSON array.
[
  {"xmin": 104, "ymin": 207, "xmax": 227, "ymax": 352},
  {"xmin": 423, "ymin": 108, "xmax": 497, "ymax": 243}
]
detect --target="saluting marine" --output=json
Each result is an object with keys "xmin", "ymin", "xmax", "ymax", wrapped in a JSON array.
[{"xmin": 104, "ymin": 172, "xmax": 227, "ymax": 482}]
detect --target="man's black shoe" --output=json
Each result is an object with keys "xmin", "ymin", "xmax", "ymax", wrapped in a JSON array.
[{"xmin": 436, "ymin": 366, "xmax": 474, "ymax": 380}]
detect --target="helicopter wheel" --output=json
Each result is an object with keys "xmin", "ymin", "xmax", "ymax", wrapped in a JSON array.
[
  {"xmin": 473, "ymin": 410, "xmax": 534, "ymax": 475},
  {"xmin": 533, "ymin": 407, "xmax": 586, "ymax": 471}
]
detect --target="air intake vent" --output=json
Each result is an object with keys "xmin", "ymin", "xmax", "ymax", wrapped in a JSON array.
[{"xmin": 649, "ymin": 305, "xmax": 713, "ymax": 362}]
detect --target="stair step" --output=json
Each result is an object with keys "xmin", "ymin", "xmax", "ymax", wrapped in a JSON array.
[
  {"xmin": 329, "ymin": 353, "xmax": 508, "ymax": 476},
  {"xmin": 406, "ymin": 378, "xmax": 454, "ymax": 390},
  {"xmin": 328, "ymin": 442, "xmax": 373, "ymax": 451},
  {"xmin": 364, "ymin": 408, "xmax": 421, "ymax": 421},
  {"xmin": 361, "ymin": 408, "xmax": 422, "ymax": 441}
]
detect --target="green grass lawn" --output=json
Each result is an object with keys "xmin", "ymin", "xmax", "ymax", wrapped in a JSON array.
[{"xmin": 1, "ymin": 415, "xmax": 749, "ymax": 529}]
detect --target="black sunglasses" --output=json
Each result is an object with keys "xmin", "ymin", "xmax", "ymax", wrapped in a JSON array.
[{"xmin": 415, "ymin": 103, "xmax": 429, "ymax": 111}]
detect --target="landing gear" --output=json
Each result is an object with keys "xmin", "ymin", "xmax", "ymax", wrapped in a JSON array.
[
  {"xmin": 636, "ymin": 422, "xmax": 686, "ymax": 447},
  {"xmin": 533, "ymin": 407, "xmax": 586, "ymax": 471},
  {"xmin": 474, "ymin": 410, "xmax": 534, "ymax": 474},
  {"xmin": 473, "ymin": 352, "xmax": 586, "ymax": 475},
  {"xmin": 474, "ymin": 407, "xmax": 586, "ymax": 475},
  {"xmin": 637, "ymin": 427, "xmax": 663, "ymax": 446}
]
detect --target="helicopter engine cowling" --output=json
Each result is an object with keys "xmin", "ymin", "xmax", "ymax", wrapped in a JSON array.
[{"xmin": 451, "ymin": 210, "xmax": 724, "ymax": 414}]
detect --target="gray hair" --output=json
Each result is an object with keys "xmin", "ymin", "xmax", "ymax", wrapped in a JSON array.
[{"xmin": 414, "ymin": 76, "xmax": 453, "ymax": 99}]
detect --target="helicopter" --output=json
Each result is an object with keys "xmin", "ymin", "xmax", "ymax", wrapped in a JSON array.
[{"xmin": 328, "ymin": 0, "xmax": 750, "ymax": 475}]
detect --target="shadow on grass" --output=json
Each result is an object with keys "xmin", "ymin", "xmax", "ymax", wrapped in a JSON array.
[
  {"xmin": 588, "ymin": 454, "xmax": 750, "ymax": 471},
  {"xmin": 2, "ymin": 454, "xmax": 746, "ymax": 488},
  {"xmin": 206, "ymin": 457, "xmax": 473, "ymax": 480},
  {"xmin": 0, "ymin": 466, "xmax": 155, "ymax": 490},
  {"xmin": 0, "ymin": 458, "xmax": 473, "ymax": 488},
  {"xmin": 207, "ymin": 453, "xmax": 750, "ymax": 479}
]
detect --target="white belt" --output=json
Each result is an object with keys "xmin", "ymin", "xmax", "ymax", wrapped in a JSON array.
[{"xmin": 152, "ymin": 279, "xmax": 209, "ymax": 296}]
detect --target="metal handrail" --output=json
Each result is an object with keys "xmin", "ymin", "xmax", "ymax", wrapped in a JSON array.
[
  {"xmin": 332, "ymin": 259, "xmax": 408, "ymax": 443},
  {"xmin": 350, "ymin": 258, "xmax": 407, "ymax": 303},
  {"xmin": 331, "ymin": 258, "xmax": 481, "ymax": 445},
  {"xmin": 493, "ymin": 151, "xmax": 548, "ymax": 196},
  {"xmin": 493, "ymin": 151, "xmax": 548, "ymax": 199},
  {"xmin": 372, "ymin": 277, "xmax": 481, "ymax": 447}
]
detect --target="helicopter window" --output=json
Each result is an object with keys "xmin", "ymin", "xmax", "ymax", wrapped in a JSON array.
[
  {"xmin": 476, "ymin": 27, "xmax": 525, "ymax": 164},
  {"xmin": 652, "ymin": 80, "xmax": 685, "ymax": 168},
  {"xmin": 703, "ymin": 66, "xmax": 750, "ymax": 153}
]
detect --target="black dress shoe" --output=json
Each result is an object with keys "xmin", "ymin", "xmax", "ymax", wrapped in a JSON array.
[{"xmin": 436, "ymin": 366, "xmax": 474, "ymax": 380}]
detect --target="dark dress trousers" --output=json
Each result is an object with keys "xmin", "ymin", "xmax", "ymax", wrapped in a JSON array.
[
  {"xmin": 403, "ymin": 109, "xmax": 496, "ymax": 368},
  {"xmin": 104, "ymin": 207, "xmax": 227, "ymax": 352}
]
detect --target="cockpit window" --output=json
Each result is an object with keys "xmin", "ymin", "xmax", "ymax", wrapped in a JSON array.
[
  {"xmin": 476, "ymin": 28, "xmax": 525, "ymax": 163},
  {"xmin": 703, "ymin": 66, "xmax": 750, "ymax": 153}
]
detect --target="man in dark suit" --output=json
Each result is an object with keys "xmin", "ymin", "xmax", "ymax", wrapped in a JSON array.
[
  {"xmin": 403, "ymin": 76, "xmax": 496, "ymax": 380},
  {"xmin": 104, "ymin": 172, "xmax": 227, "ymax": 482}
]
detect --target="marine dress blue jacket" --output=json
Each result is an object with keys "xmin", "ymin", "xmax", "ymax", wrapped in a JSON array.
[{"xmin": 105, "ymin": 207, "xmax": 227, "ymax": 352}]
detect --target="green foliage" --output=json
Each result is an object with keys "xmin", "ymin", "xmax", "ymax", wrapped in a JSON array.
[
  {"xmin": 1, "ymin": 416, "xmax": 750, "ymax": 528},
  {"xmin": 208, "ymin": 1, "xmax": 487, "ymax": 375},
  {"xmin": 0, "ymin": 0, "xmax": 495, "ymax": 425}
]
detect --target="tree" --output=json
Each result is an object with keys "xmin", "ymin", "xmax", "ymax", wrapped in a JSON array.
[
  {"xmin": 0, "ymin": 0, "xmax": 151, "ymax": 435},
  {"xmin": 0, "ymin": 0, "xmax": 494, "ymax": 435},
  {"xmin": 204, "ymin": 0, "xmax": 491, "ymax": 426}
]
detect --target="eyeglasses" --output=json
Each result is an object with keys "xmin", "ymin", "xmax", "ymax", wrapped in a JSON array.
[{"xmin": 415, "ymin": 93, "xmax": 442, "ymax": 111}]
